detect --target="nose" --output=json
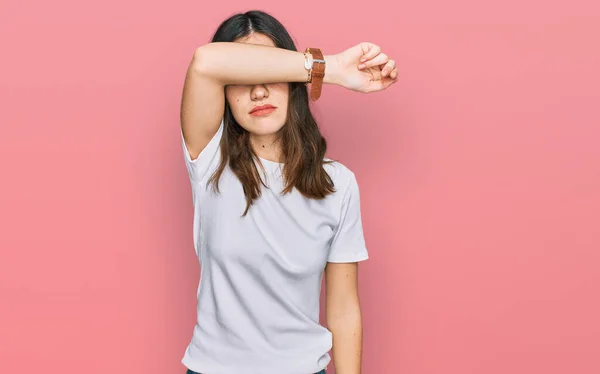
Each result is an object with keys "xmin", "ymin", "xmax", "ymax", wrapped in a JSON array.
[{"xmin": 250, "ymin": 84, "xmax": 269, "ymax": 101}]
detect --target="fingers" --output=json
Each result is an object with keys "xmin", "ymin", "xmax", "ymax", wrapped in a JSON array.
[
  {"xmin": 357, "ymin": 43, "xmax": 398, "ymax": 79},
  {"xmin": 359, "ymin": 42, "xmax": 381, "ymax": 63},
  {"xmin": 358, "ymin": 52, "xmax": 388, "ymax": 70},
  {"xmin": 380, "ymin": 59, "xmax": 396, "ymax": 78},
  {"xmin": 366, "ymin": 77, "xmax": 397, "ymax": 93},
  {"xmin": 380, "ymin": 77, "xmax": 397, "ymax": 90},
  {"xmin": 354, "ymin": 42, "xmax": 398, "ymax": 92}
]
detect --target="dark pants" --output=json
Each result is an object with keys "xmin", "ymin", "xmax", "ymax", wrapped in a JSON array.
[{"xmin": 186, "ymin": 370, "xmax": 326, "ymax": 374}]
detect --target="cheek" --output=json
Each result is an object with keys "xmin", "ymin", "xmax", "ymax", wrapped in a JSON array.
[
  {"xmin": 272, "ymin": 84, "xmax": 290, "ymax": 106},
  {"xmin": 276, "ymin": 83, "xmax": 289, "ymax": 96},
  {"xmin": 225, "ymin": 89, "xmax": 244, "ymax": 111}
]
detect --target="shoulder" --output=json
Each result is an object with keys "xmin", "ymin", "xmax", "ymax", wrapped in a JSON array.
[{"xmin": 323, "ymin": 158, "xmax": 358, "ymax": 195}]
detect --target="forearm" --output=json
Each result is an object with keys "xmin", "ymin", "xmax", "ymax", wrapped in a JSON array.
[
  {"xmin": 328, "ymin": 310, "xmax": 364, "ymax": 374},
  {"xmin": 192, "ymin": 42, "xmax": 340, "ymax": 86}
]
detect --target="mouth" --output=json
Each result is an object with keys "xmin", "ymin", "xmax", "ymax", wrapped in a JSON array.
[{"xmin": 249, "ymin": 105, "xmax": 277, "ymax": 116}]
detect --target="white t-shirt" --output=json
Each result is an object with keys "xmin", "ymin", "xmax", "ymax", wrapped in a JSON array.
[{"xmin": 180, "ymin": 118, "xmax": 369, "ymax": 374}]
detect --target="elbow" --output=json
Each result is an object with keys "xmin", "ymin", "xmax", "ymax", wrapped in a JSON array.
[
  {"xmin": 191, "ymin": 46, "xmax": 209, "ymax": 75},
  {"xmin": 191, "ymin": 44, "xmax": 223, "ymax": 84},
  {"xmin": 192, "ymin": 42, "xmax": 219, "ymax": 75}
]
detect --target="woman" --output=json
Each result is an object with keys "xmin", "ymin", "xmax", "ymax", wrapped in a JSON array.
[{"xmin": 179, "ymin": 10, "xmax": 397, "ymax": 374}]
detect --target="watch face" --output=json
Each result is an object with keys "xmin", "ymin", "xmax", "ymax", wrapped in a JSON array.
[{"xmin": 304, "ymin": 54, "xmax": 313, "ymax": 70}]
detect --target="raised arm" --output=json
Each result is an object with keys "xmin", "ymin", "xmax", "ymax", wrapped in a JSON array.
[
  {"xmin": 180, "ymin": 42, "xmax": 339, "ymax": 160},
  {"xmin": 180, "ymin": 41, "xmax": 398, "ymax": 160}
]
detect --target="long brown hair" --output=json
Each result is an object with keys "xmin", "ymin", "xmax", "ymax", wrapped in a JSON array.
[{"xmin": 206, "ymin": 10, "xmax": 336, "ymax": 216}]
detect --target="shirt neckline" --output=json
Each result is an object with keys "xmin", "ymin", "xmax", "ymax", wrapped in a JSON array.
[{"xmin": 257, "ymin": 155, "xmax": 283, "ymax": 166}]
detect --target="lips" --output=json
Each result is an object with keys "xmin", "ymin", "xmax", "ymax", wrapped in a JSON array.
[{"xmin": 249, "ymin": 104, "xmax": 276, "ymax": 114}]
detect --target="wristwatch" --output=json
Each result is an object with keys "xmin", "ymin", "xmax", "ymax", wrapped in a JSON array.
[{"xmin": 304, "ymin": 47, "xmax": 326, "ymax": 101}]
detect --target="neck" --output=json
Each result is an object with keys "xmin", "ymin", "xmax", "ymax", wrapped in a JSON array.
[{"xmin": 249, "ymin": 133, "xmax": 282, "ymax": 163}]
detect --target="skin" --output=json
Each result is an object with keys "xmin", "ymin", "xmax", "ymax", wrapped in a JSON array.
[{"xmin": 225, "ymin": 33, "xmax": 289, "ymax": 163}]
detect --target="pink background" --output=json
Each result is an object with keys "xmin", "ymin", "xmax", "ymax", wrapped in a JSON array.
[{"xmin": 1, "ymin": 1, "xmax": 599, "ymax": 373}]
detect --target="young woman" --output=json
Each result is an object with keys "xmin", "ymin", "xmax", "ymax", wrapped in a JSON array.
[{"xmin": 179, "ymin": 10, "xmax": 397, "ymax": 374}]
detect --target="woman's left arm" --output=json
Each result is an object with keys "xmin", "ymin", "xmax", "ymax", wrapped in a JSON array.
[{"xmin": 325, "ymin": 262, "xmax": 364, "ymax": 374}]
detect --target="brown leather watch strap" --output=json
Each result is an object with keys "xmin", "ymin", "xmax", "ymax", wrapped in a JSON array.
[{"xmin": 305, "ymin": 47, "xmax": 325, "ymax": 101}]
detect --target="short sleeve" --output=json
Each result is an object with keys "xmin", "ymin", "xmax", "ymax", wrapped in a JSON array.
[
  {"xmin": 327, "ymin": 172, "xmax": 369, "ymax": 263},
  {"xmin": 181, "ymin": 118, "xmax": 223, "ymax": 184}
]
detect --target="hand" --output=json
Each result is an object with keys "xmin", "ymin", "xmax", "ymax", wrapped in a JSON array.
[{"xmin": 329, "ymin": 42, "xmax": 398, "ymax": 93}]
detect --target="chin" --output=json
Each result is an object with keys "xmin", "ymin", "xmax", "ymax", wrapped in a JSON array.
[{"xmin": 244, "ymin": 117, "xmax": 286, "ymax": 136}]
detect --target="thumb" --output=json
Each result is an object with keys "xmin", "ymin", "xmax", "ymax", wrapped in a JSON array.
[{"xmin": 366, "ymin": 76, "xmax": 397, "ymax": 93}]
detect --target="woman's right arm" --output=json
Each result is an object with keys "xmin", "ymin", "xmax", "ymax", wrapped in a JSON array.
[
  {"xmin": 180, "ymin": 42, "xmax": 341, "ymax": 160},
  {"xmin": 180, "ymin": 41, "xmax": 398, "ymax": 160}
]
